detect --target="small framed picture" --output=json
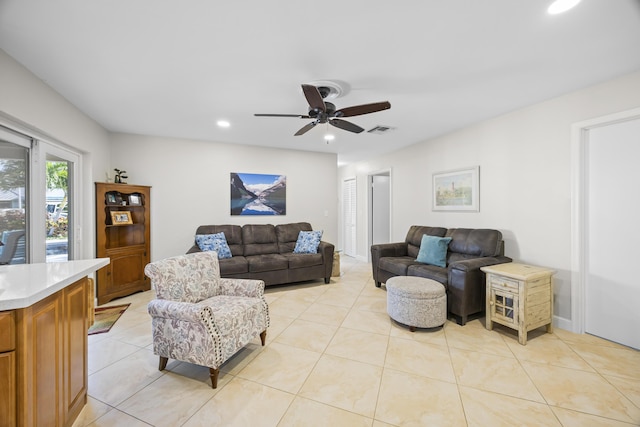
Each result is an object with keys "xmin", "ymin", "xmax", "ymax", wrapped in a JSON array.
[
  {"xmin": 110, "ymin": 211, "xmax": 133, "ymax": 225},
  {"xmin": 128, "ymin": 194, "xmax": 142, "ymax": 205},
  {"xmin": 106, "ymin": 192, "xmax": 117, "ymax": 205}
]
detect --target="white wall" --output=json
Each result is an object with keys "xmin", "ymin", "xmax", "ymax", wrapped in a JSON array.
[
  {"xmin": 338, "ymin": 70, "xmax": 640, "ymax": 325},
  {"xmin": 0, "ymin": 49, "xmax": 112, "ymax": 258},
  {"xmin": 110, "ymin": 133, "xmax": 338, "ymax": 261}
]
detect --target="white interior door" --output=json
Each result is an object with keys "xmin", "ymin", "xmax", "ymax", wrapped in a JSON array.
[
  {"xmin": 371, "ymin": 174, "xmax": 390, "ymax": 245},
  {"xmin": 343, "ymin": 178, "xmax": 356, "ymax": 257},
  {"xmin": 585, "ymin": 118, "xmax": 640, "ymax": 349}
]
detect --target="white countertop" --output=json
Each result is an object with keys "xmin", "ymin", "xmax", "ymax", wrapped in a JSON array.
[{"xmin": 0, "ymin": 258, "xmax": 110, "ymax": 310}]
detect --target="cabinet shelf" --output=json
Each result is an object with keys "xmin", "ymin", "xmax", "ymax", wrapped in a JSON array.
[{"xmin": 96, "ymin": 183, "xmax": 151, "ymax": 305}]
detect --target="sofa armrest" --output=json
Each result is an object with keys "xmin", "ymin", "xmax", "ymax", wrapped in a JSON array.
[
  {"xmin": 317, "ymin": 241, "xmax": 335, "ymax": 283},
  {"xmin": 148, "ymin": 299, "xmax": 205, "ymax": 322},
  {"xmin": 371, "ymin": 242, "xmax": 408, "ymax": 259},
  {"xmin": 446, "ymin": 256, "xmax": 512, "ymax": 325},
  {"xmin": 448, "ymin": 256, "xmax": 512, "ymax": 272},
  {"xmin": 218, "ymin": 278, "xmax": 265, "ymax": 298},
  {"xmin": 371, "ymin": 242, "xmax": 408, "ymax": 284},
  {"xmin": 186, "ymin": 244, "xmax": 201, "ymax": 254}
]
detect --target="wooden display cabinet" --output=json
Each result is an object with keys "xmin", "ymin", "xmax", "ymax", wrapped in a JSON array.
[{"xmin": 95, "ymin": 182, "xmax": 151, "ymax": 305}]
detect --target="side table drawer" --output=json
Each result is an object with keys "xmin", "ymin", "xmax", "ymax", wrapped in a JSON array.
[
  {"xmin": 0, "ymin": 311, "xmax": 15, "ymax": 352},
  {"xmin": 489, "ymin": 275, "xmax": 519, "ymax": 292}
]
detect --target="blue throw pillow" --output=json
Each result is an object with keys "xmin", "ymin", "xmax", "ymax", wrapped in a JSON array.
[
  {"xmin": 195, "ymin": 232, "xmax": 233, "ymax": 259},
  {"xmin": 293, "ymin": 230, "xmax": 323, "ymax": 254},
  {"xmin": 416, "ymin": 234, "xmax": 452, "ymax": 268}
]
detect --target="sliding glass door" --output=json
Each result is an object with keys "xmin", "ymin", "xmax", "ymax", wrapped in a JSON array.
[{"xmin": 0, "ymin": 124, "xmax": 80, "ymax": 264}]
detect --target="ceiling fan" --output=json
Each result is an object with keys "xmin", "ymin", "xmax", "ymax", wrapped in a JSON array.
[{"xmin": 254, "ymin": 84, "xmax": 391, "ymax": 136}]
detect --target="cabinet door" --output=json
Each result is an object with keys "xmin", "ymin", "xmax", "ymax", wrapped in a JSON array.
[
  {"xmin": 0, "ymin": 352, "xmax": 16, "ymax": 427},
  {"xmin": 63, "ymin": 278, "xmax": 89, "ymax": 425},
  {"xmin": 98, "ymin": 247, "xmax": 148, "ymax": 304},
  {"xmin": 491, "ymin": 288, "xmax": 518, "ymax": 325},
  {"xmin": 16, "ymin": 293, "xmax": 64, "ymax": 427}
]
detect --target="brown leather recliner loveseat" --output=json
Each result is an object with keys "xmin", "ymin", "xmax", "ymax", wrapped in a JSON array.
[
  {"xmin": 371, "ymin": 226, "xmax": 511, "ymax": 325},
  {"xmin": 187, "ymin": 222, "xmax": 334, "ymax": 286}
]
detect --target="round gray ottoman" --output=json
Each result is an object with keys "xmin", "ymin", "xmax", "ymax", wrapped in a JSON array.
[{"xmin": 386, "ymin": 276, "xmax": 447, "ymax": 331}]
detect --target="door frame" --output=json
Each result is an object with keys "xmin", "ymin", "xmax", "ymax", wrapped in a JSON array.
[
  {"xmin": 570, "ymin": 106, "xmax": 640, "ymax": 333},
  {"xmin": 342, "ymin": 176, "xmax": 357, "ymax": 258},
  {"xmin": 368, "ymin": 168, "xmax": 392, "ymax": 261}
]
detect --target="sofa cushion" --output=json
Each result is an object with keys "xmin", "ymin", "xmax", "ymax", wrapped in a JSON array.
[
  {"xmin": 218, "ymin": 256, "xmax": 249, "ymax": 275},
  {"xmin": 447, "ymin": 228, "xmax": 502, "ymax": 257},
  {"xmin": 276, "ymin": 222, "xmax": 313, "ymax": 253},
  {"xmin": 242, "ymin": 224, "xmax": 279, "ymax": 256},
  {"xmin": 405, "ymin": 226, "xmax": 448, "ymax": 258},
  {"xmin": 379, "ymin": 256, "xmax": 419, "ymax": 276},
  {"xmin": 195, "ymin": 232, "xmax": 233, "ymax": 259},
  {"xmin": 407, "ymin": 264, "xmax": 448, "ymax": 285},
  {"xmin": 293, "ymin": 230, "xmax": 323, "ymax": 254},
  {"xmin": 246, "ymin": 254, "xmax": 289, "ymax": 273},
  {"xmin": 282, "ymin": 253, "xmax": 323, "ymax": 269},
  {"xmin": 416, "ymin": 235, "xmax": 452, "ymax": 268},
  {"xmin": 195, "ymin": 225, "xmax": 244, "ymax": 256}
]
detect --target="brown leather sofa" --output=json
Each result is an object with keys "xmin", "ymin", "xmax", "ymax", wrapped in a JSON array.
[
  {"xmin": 187, "ymin": 222, "xmax": 334, "ymax": 286},
  {"xmin": 371, "ymin": 226, "xmax": 511, "ymax": 325}
]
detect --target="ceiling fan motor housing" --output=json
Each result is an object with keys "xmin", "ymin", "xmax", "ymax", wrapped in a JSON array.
[{"xmin": 308, "ymin": 101, "xmax": 336, "ymax": 121}]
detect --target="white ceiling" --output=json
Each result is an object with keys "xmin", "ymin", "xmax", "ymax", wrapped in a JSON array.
[{"xmin": 1, "ymin": 1, "xmax": 640, "ymax": 164}]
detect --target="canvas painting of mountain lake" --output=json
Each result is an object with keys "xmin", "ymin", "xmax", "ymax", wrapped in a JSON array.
[{"xmin": 230, "ymin": 173, "xmax": 286, "ymax": 215}]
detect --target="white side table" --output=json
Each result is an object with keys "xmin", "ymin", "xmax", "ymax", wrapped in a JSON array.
[{"xmin": 481, "ymin": 263, "xmax": 556, "ymax": 345}]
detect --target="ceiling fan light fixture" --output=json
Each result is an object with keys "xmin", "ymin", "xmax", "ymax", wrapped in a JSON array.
[
  {"xmin": 547, "ymin": 0, "xmax": 581, "ymax": 15},
  {"xmin": 324, "ymin": 134, "xmax": 335, "ymax": 142}
]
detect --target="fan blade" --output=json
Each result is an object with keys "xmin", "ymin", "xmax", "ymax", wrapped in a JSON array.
[
  {"xmin": 254, "ymin": 113, "xmax": 310, "ymax": 118},
  {"xmin": 334, "ymin": 101, "xmax": 391, "ymax": 118},
  {"xmin": 294, "ymin": 120, "xmax": 319, "ymax": 136},
  {"xmin": 301, "ymin": 84, "xmax": 326, "ymax": 112},
  {"xmin": 329, "ymin": 118, "xmax": 364, "ymax": 134}
]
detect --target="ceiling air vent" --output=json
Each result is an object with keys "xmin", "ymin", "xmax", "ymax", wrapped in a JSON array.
[{"xmin": 367, "ymin": 125, "xmax": 396, "ymax": 135}]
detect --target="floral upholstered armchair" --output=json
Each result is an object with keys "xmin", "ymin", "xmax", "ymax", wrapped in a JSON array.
[{"xmin": 144, "ymin": 251, "xmax": 269, "ymax": 388}]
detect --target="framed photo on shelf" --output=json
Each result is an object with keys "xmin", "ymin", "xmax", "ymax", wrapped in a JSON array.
[
  {"xmin": 110, "ymin": 211, "xmax": 133, "ymax": 225},
  {"xmin": 128, "ymin": 194, "xmax": 142, "ymax": 205},
  {"xmin": 106, "ymin": 192, "xmax": 118, "ymax": 205},
  {"xmin": 432, "ymin": 166, "xmax": 480, "ymax": 212}
]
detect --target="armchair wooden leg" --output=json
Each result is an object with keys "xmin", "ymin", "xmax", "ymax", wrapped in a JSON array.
[
  {"xmin": 260, "ymin": 330, "xmax": 267, "ymax": 346},
  {"xmin": 159, "ymin": 356, "xmax": 168, "ymax": 371},
  {"xmin": 209, "ymin": 368, "xmax": 220, "ymax": 389}
]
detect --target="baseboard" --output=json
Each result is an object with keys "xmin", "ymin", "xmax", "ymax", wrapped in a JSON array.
[{"xmin": 553, "ymin": 315, "xmax": 574, "ymax": 332}]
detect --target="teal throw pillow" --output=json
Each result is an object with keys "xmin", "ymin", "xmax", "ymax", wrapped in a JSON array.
[
  {"xmin": 416, "ymin": 234, "xmax": 452, "ymax": 268},
  {"xmin": 293, "ymin": 230, "xmax": 323, "ymax": 254},
  {"xmin": 195, "ymin": 232, "xmax": 233, "ymax": 259}
]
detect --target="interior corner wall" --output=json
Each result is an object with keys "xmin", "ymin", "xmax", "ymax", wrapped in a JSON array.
[
  {"xmin": 0, "ymin": 48, "xmax": 112, "ymax": 259},
  {"xmin": 338, "ymin": 70, "xmax": 640, "ymax": 325},
  {"xmin": 109, "ymin": 133, "xmax": 338, "ymax": 261}
]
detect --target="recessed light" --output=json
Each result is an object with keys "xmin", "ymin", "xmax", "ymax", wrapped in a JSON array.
[
  {"xmin": 547, "ymin": 0, "xmax": 581, "ymax": 15},
  {"xmin": 217, "ymin": 120, "xmax": 230, "ymax": 128}
]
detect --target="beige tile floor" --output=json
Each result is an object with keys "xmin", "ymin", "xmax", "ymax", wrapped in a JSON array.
[{"xmin": 75, "ymin": 257, "xmax": 640, "ymax": 426}]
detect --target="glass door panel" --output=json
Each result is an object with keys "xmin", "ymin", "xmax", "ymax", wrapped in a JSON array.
[
  {"xmin": 0, "ymin": 136, "xmax": 28, "ymax": 265},
  {"xmin": 46, "ymin": 159, "xmax": 70, "ymax": 262}
]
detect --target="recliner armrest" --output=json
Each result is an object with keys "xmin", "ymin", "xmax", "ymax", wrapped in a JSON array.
[{"xmin": 219, "ymin": 278, "xmax": 265, "ymax": 298}]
